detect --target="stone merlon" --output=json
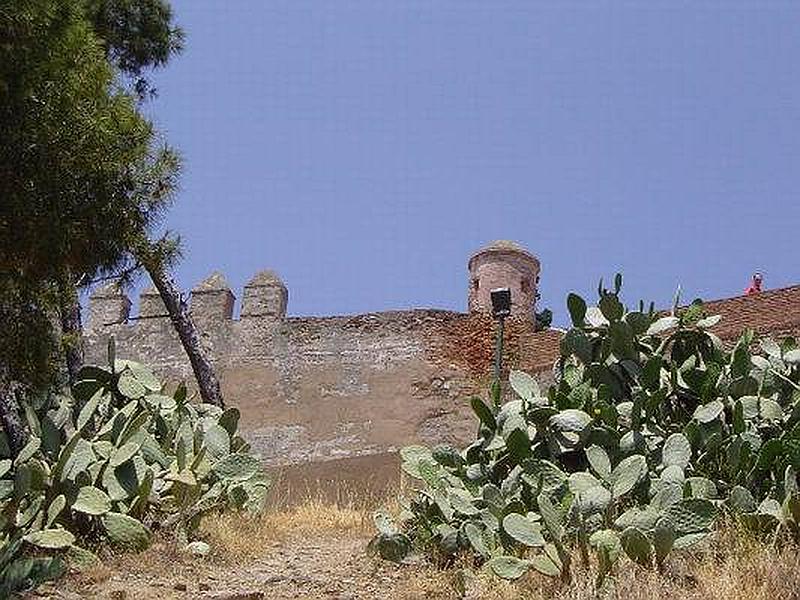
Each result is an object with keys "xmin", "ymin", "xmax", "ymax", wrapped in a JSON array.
[
  {"xmin": 88, "ymin": 282, "xmax": 131, "ymax": 328},
  {"xmin": 241, "ymin": 270, "xmax": 287, "ymax": 319},
  {"xmin": 192, "ymin": 272, "xmax": 235, "ymax": 321}
]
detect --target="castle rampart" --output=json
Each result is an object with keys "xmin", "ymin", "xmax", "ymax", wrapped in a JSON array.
[{"xmin": 83, "ymin": 242, "xmax": 800, "ymax": 468}]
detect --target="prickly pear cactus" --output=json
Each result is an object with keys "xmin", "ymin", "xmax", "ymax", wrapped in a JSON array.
[
  {"xmin": 370, "ymin": 275, "xmax": 800, "ymax": 588},
  {"xmin": 0, "ymin": 348, "xmax": 270, "ymax": 594}
]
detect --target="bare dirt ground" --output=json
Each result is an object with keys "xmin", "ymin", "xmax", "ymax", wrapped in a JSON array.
[
  {"xmin": 26, "ymin": 459, "xmax": 800, "ymax": 600},
  {"xmin": 36, "ymin": 533, "xmax": 405, "ymax": 600},
  {"xmin": 31, "ymin": 509, "xmax": 800, "ymax": 600}
]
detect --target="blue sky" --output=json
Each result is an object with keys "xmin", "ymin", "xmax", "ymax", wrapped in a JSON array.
[{"xmin": 139, "ymin": 2, "xmax": 800, "ymax": 325}]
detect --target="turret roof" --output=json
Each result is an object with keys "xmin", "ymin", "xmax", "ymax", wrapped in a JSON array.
[{"xmin": 469, "ymin": 240, "xmax": 539, "ymax": 268}]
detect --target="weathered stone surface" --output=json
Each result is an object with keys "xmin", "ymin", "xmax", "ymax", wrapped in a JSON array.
[
  {"xmin": 88, "ymin": 282, "xmax": 131, "ymax": 329},
  {"xmin": 468, "ymin": 239, "xmax": 541, "ymax": 318},
  {"xmin": 241, "ymin": 270, "xmax": 287, "ymax": 319},
  {"xmin": 85, "ymin": 290, "xmax": 533, "ymax": 467},
  {"xmin": 192, "ymin": 272, "xmax": 235, "ymax": 321},
  {"xmin": 138, "ymin": 285, "xmax": 168, "ymax": 320}
]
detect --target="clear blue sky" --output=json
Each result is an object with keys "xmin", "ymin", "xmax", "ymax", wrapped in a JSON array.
[{"xmin": 140, "ymin": 2, "xmax": 800, "ymax": 325}]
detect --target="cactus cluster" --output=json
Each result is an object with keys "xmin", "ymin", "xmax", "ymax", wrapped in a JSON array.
[
  {"xmin": 0, "ymin": 340, "xmax": 268, "ymax": 595},
  {"xmin": 371, "ymin": 276, "xmax": 800, "ymax": 588}
]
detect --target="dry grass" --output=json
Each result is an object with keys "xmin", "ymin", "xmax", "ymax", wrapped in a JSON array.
[
  {"xmin": 199, "ymin": 489, "xmax": 800, "ymax": 600},
  {"xmin": 200, "ymin": 484, "xmax": 800, "ymax": 600},
  {"xmin": 394, "ymin": 526, "xmax": 800, "ymax": 600},
  {"xmin": 201, "ymin": 498, "xmax": 373, "ymax": 562}
]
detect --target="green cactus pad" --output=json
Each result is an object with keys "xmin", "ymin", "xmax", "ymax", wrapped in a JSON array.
[
  {"xmin": 73, "ymin": 486, "xmax": 111, "ymax": 515},
  {"xmin": 662, "ymin": 433, "xmax": 691, "ymax": 468},
  {"xmin": 585, "ymin": 445, "xmax": 611, "ymax": 480},
  {"xmin": 502, "ymin": 513, "xmax": 545, "ymax": 547},
  {"xmin": 489, "ymin": 555, "xmax": 530, "ymax": 580},
  {"xmin": 568, "ymin": 471, "xmax": 602, "ymax": 494},
  {"xmin": 211, "ymin": 454, "xmax": 261, "ymax": 481},
  {"xmin": 109, "ymin": 440, "xmax": 143, "ymax": 468},
  {"xmin": 24, "ymin": 528, "xmax": 75, "ymax": 549},
  {"xmin": 549, "ymin": 409, "xmax": 592, "ymax": 433},
  {"xmin": 522, "ymin": 459, "xmax": 567, "ymax": 493},
  {"xmin": 620, "ymin": 527, "xmax": 652, "ymax": 567},
  {"xmin": 590, "ymin": 528, "xmax": 621, "ymax": 583},
  {"xmin": 464, "ymin": 522, "xmax": 490, "ymax": 557},
  {"xmin": 117, "ymin": 373, "xmax": 146, "ymax": 399},
  {"xmin": 693, "ymin": 400, "xmax": 724, "ymax": 423},
  {"xmin": 46, "ymin": 494, "xmax": 66, "ymax": 527},
  {"xmin": 538, "ymin": 493, "xmax": 564, "ymax": 543},
  {"xmin": 203, "ymin": 423, "xmax": 231, "ymax": 462},
  {"xmin": 509, "ymin": 370, "xmax": 540, "ymax": 401},
  {"xmin": 531, "ymin": 544, "xmax": 563, "ymax": 577},
  {"xmin": 611, "ymin": 454, "xmax": 646, "ymax": 497},
  {"xmin": 101, "ymin": 512, "xmax": 151, "ymax": 550},
  {"xmin": 662, "ymin": 498, "xmax": 717, "ymax": 535},
  {"xmin": 727, "ymin": 485, "xmax": 757, "ymax": 513},
  {"xmin": 372, "ymin": 533, "xmax": 411, "ymax": 562},
  {"xmin": 576, "ymin": 485, "xmax": 612, "ymax": 515}
]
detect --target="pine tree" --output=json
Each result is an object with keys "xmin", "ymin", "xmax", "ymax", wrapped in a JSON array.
[{"xmin": 0, "ymin": 0, "xmax": 224, "ymax": 453}]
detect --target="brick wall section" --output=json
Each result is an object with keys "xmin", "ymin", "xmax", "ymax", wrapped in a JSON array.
[
  {"xmin": 702, "ymin": 285, "xmax": 800, "ymax": 341},
  {"xmin": 83, "ymin": 277, "xmax": 800, "ymax": 468}
]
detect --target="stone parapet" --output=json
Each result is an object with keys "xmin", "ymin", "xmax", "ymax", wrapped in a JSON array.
[
  {"xmin": 80, "ymin": 253, "xmax": 800, "ymax": 471},
  {"xmin": 138, "ymin": 285, "xmax": 168, "ymax": 320}
]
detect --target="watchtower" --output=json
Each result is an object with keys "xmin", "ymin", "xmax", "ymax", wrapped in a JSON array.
[{"xmin": 468, "ymin": 240, "xmax": 540, "ymax": 319}]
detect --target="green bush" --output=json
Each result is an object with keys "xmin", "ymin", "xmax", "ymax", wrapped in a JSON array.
[
  {"xmin": 371, "ymin": 277, "xmax": 800, "ymax": 587},
  {"xmin": 0, "ymin": 339, "xmax": 268, "ymax": 595}
]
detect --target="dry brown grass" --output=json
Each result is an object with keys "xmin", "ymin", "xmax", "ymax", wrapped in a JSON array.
[
  {"xmin": 197, "ymin": 482, "xmax": 800, "ymax": 600},
  {"xmin": 197, "ymin": 477, "xmax": 405, "ymax": 565},
  {"xmin": 201, "ymin": 499, "xmax": 373, "ymax": 562},
  {"xmin": 393, "ymin": 525, "xmax": 800, "ymax": 600}
]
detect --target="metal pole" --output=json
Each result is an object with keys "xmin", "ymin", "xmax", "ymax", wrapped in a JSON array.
[{"xmin": 493, "ymin": 315, "xmax": 505, "ymax": 389}]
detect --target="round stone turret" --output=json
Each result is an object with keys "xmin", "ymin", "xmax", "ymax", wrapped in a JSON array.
[
  {"xmin": 468, "ymin": 240, "xmax": 540, "ymax": 318},
  {"xmin": 241, "ymin": 270, "xmax": 288, "ymax": 319}
]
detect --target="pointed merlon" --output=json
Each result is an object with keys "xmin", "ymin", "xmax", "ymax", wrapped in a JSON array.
[
  {"xmin": 241, "ymin": 270, "xmax": 288, "ymax": 319},
  {"xmin": 88, "ymin": 282, "xmax": 131, "ymax": 329},
  {"xmin": 191, "ymin": 271, "xmax": 235, "ymax": 320}
]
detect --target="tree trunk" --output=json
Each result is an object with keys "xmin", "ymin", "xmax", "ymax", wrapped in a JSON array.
[
  {"xmin": 0, "ymin": 364, "xmax": 27, "ymax": 457},
  {"xmin": 144, "ymin": 261, "xmax": 226, "ymax": 408},
  {"xmin": 58, "ymin": 277, "xmax": 84, "ymax": 386}
]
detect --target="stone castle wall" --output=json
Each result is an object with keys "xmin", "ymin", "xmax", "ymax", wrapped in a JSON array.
[
  {"xmin": 82, "ymin": 239, "xmax": 800, "ymax": 470},
  {"xmin": 84, "ymin": 271, "xmax": 558, "ymax": 467}
]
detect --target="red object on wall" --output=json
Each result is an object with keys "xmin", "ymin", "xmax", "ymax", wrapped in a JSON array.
[{"xmin": 745, "ymin": 272, "xmax": 763, "ymax": 295}]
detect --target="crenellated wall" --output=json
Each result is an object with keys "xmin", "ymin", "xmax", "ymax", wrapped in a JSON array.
[
  {"xmin": 82, "ymin": 248, "xmax": 800, "ymax": 470},
  {"xmin": 83, "ymin": 270, "xmax": 558, "ymax": 467}
]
